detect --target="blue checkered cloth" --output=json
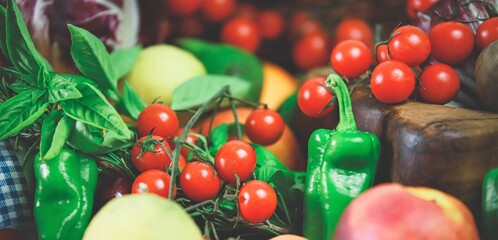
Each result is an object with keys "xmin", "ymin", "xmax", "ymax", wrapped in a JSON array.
[{"xmin": 0, "ymin": 140, "xmax": 32, "ymax": 228}]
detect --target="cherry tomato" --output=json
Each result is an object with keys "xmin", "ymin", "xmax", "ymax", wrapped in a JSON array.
[
  {"xmin": 429, "ymin": 21, "xmax": 475, "ymax": 64},
  {"xmin": 180, "ymin": 161, "xmax": 221, "ymax": 202},
  {"xmin": 179, "ymin": 17, "xmax": 204, "ymax": 38},
  {"xmin": 214, "ymin": 140, "xmax": 257, "ymax": 184},
  {"xmin": 476, "ymin": 17, "xmax": 498, "ymax": 50},
  {"xmin": 257, "ymin": 10, "xmax": 284, "ymax": 40},
  {"xmin": 245, "ymin": 108, "xmax": 285, "ymax": 146},
  {"xmin": 221, "ymin": 18, "xmax": 261, "ymax": 53},
  {"xmin": 291, "ymin": 18, "xmax": 323, "ymax": 41},
  {"xmin": 238, "ymin": 180, "xmax": 277, "ymax": 223},
  {"xmin": 330, "ymin": 39, "xmax": 372, "ymax": 78},
  {"xmin": 388, "ymin": 25, "xmax": 431, "ymax": 67},
  {"xmin": 407, "ymin": 0, "xmax": 439, "ymax": 14},
  {"xmin": 234, "ymin": 3, "xmax": 257, "ymax": 19},
  {"xmin": 202, "ymin": 0, "xmax": 235, "ymax": 22},
  {"xmin": 166, "ymin": 0, "xmax": 202, "ymax": 16},
  {"xmin": 293, "ymin": 31, "xmax": 330, "ymax": 70},
  {"xmin": 418, "ymin": 63, "xmax": 460, "ymax": 104},
  {"xmin": 132, "ymin": 169, "xmax": 177, "ymax": 199},
  {"xmin": 376, "ymin": 44, "xmax": 390, "ymax": 64},
  {"xmin": 335, "ymin": 18, "xmax": 374, "ymax": 50},
  {"xmin": 131, "ymin": 135, "xmax": 173, "ymax": 173},
  {"xmin": 168, "ymin": 128, "xmax": 200, "ymax": 158},
  {"xmin": 297, "ymin": 77, "xmax": 335, "ymax": 118},
  {"xmin": 136, "ymin": 104, "xmax": 179, "ymax": 139},
  {"xmin": 370, "ymin": 60, "xmax": 416, "ymax": 103}
]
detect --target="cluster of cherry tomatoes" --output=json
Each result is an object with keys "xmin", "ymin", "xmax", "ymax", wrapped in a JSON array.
[{"xmin": 127, "ymin": 103, "xmax": 285, "ymax": 223}]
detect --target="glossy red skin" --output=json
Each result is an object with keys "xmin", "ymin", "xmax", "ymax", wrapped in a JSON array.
[
  {"xmin": 245, "ymin": 108, "xmax": 285, "ymax": 146},
  {"xmin": 293, "ymin": 31, "xmax": 330, "ymax": 70},
  {"xmin": 257, "ymin": 10, "xmax": 284, "ymax": 40},
  {"xmin": 429, "ymin": 21, "xmax": 475, "ymax": 64},
  {"xmin": 476, "ymin": 17, "xmax": 498, "ymax": 50},
  {"xmin": 136, "ymin": 104, "xmax": 179, "ymax": 139},
  {"xmin": 96, "ymin": 173, "xmax": 133, "ymax": 208},
  {"xmin": 297, "ymin": 77, "xmax": 335, "ymax": 118},
  {"xmin": 418, "ymin": 63, "xmax": 460, "ymax": 104},
  {"xmin": 238, "ymin": 180, "xmax": 278, "ymax": 223},
  {"xmin": 370, "ymin": 60, "xmax": 416, "ymax": 104},
  {"xmin": 330, "ymin": 39, "xmax": 372, "ymax": 78},
  {"xmin": 166, "ymin": 0, "xmax": 202, "ymax": 16},
  {"xmin": 180, "ymin": 162, "xmax": 221, "ymax": 202},
  {"xmin": 221, "ymin": 18, "xmax": 261, "ymax": 53},
  {"xmin": 214, "ymin": 140, "xmax": 257, "ymax": 184},
  {"xmin": 168, "ymin": 128, "xmax": 199, "ymax": 157},
  {"xmin": 131, "ymin": 169, "xmax": 176, "ymax": 199},
  {"xmin": 132, "ymin": 135, "xmax": 172, "ymax": 173},
  {"xmin": 335, "ymin": 18, "xmax": 374, "ymax": 50},
  {"xmin": 388, "ymin": 25, "xmax": 431, "ymax": 67},
  {"xmin": 202, "ymin": 0, "xmax": 235, "ymax": 22},
  {"xmin": 376, "ymin": 44, "xmax": 390, "ymax": 64},
  {"xmin": 407, "ymin": 0, "xmax": 439, "ymax": 12}
]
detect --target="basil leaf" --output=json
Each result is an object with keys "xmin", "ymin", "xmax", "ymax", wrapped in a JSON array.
[
  {"xmin": 48, "ymin": 74, "xmax": 83, "ymax": 103},
  {"xmin": 57, "ymin": 73, "xmax": 100, "ymax": 88},
  {"xmin": 171, "ymin": 75, "xmax": 251, "ymax": 110},
  {"xmin": 252, "ymin": 143, "xmax": 288, "ymax": 170},
  {"xmin": 0, "ymin": 6, "xmax": 8, "ymax": 58},
  {"xmin": 119, "ymin": 81, "xmax": 146, "ymax": 120},
  {"xmin": 40, "ymin": 110, "xmax": 74, "ymax": 160},
  {"xmin": 68, "ymin": 24, "xmax": 117, "ymax": 95},
  {"xmin": 110, "ymin": 46, "xmax": 142, "ymax": 79},
  {"xmin": 5, "ymin": 0, "xmax": 50, "ymax": 78},
  {"xmin": 0, "ymin": 67, "xmax": 36, "ymax": 93},
  {"xmin": 59, "ymin": 82, "xmax": 133, "ymax": 139},
  {"xmin": 68, "ymin": 120, "xmax": 134, "ymax": 154},
  {"xmin": 0, "ymin": 89, "xmax": 48, "ymax": 140},
  {"xmin": 180, "ymin": 39, "xmax": 263, "ymax": 102},
  {"xmin": 209, "ymin": 124, "xmax": 230, "ymax": 156}
]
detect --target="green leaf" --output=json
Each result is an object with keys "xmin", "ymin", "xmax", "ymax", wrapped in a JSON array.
[
  {"xmin": 0, "ymin": 67, "xmax": 36, "ymax": 93},
  {"xmin": 209, "ymin": 124, "xmax": 230, "ymax": 156},
  {"xmin": 117, "ymin": 81, "xmax": 146, "ymax": 120},
  {"xmin": 179, "ymin": 39, "xmax": 263, "ymax": 102},
  {"xmin": 68, "ymin": 24, "xmax": 117, "ymax": 94},
  {"xmin": 59, "ymin": 82, "xmax": 133, "ymax": 139},
  {"xmin": 40, "ymin": 110, "xmax": 75, "ymax": 160},
  {"xmin": 171, "ymin": 75, "xmax": 251, "ymax": 110},
  {"xmin": 110, "ymin": 46, "xmax": 142, "ymax": 79},
  {"xmin": 5, "ymin": 0, "xmax": 50, "ymax": 78},
  {"xmin": 68, "ymin": 121, "xmax": 134, "ymax": 154},
  {"xmin": 277, "ymin": 91, "xmax": 298, "ymax": 130},
  {"xmin": 47, "ymin": 74, "xmax": 83, "ymax": 103},
  {"xmin": 0, "ymin": 6, "xmax": 8, "ymax": 58},
  {"xmin": 252, "ymin": 143, "xmax": 289, "ymax": 170},
  {"xmin": 0, "ymin": 89, "xmax": 49, "ymax": 140}
]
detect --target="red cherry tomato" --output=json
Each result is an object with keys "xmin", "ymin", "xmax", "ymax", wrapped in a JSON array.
[
  {"xmin": 330, "ymin": 39, "xmax": 372, "ymax": 78},
  {"xmin": 291, "ymin": 18, "xmax": 323, "ymax": 41},
  {"xmin": 131, "ymin": 135, "xmax": 173, "ymax": 173},
  {"xmin": 257, "ymin": 10, "xmax": 284, "ymax": 40},
  {"xmin": 407, "ymin": 0, "xmax": 439, "ymax": 13},
  {"xmin": 418, "ymin": 63, "xmax": 460, "ymax": 104},
  {"xmin": 180, "ymin": 161, "xmax": 221, "ymax": 202},
  {"xmin": 221, "ymin": 18, "xmax": 261, "ymax": 53},
  {"xmin": 388, "ymin": 25, "xmax": 431, "ymax": 67},
  {"xmin": 245, "ymin": 108, "xmax": 285, "ymax": 146},
  {"xmin": 293, "ymin": 31, "xmax": 330, "ymax": 70},
  {"xmin": 132, "ymin": 169, "xmax": 177, "ymax": 199},
  {"xmin": 166, "ymin": 0, "xmax": 202, "ymax": 16},
  {"xmin": 168, "ymin": 128, "xmax": 200, "ymax": 158},
  {"xmin": 234, "ymin": 4, "xmax": 257, "ymax": 19},
  {"xmin": 214, "ymin": 140, "xmax": 257, "ymax": 184},
  {"xmin": 202, "ymin": 0, "xmax": 235, "ymax": 22},
  {"xmin": 179, "ymin": 17, "xmax": 204, "ymax": 38},
  {"xmin": 429, "ymin": 21, "xmax": 475, "ymax": 64},
  {"xmin": 298, "ymin": 77, "xmax": 335, "ymax": 118},
  {"xmin": 238, "ymin": 180, "xmax": 277, "ymax": 223},
  {"xmin": 335, "ymin": 18, "xmax": 374, "ymax": 50},
  {"xmin": 476, "ymin": 17, "xmax": 498, "ymax": 50},
  {"xmin": 136, "ymin": 104, "xmax": 179, "ymax": 139},
  {"xmin": 376, "ymin": 44, "xmax": 390, "ymax": 64},
  {"xmin": 370, "ymin": 60, "xmax": 416, "ymax": 103}
]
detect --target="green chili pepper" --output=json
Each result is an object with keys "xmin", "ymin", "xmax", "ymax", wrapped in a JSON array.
[
  {"xmin": 34, "ymin": 148, "xmax": 98, "ymax": 240},
  {"xmin": 482, "ymin": 168, "xmax": 498, "ymax": 240},
  {"xmin": 304, "ymin": 73, "xmax": 380, "ymax": 240}
]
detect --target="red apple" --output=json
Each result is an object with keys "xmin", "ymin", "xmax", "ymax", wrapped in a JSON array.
[{"xmin": 334, "ymin": 183, "xmax": 479, "ymax": 240}]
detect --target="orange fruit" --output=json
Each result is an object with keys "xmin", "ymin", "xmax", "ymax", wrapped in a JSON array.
[
  {"xmin": 270, "ymin": 234, "xmax": 308, "ymax": 240},
  {"xmin": 197, "ymin": 107, "xmax": 305, "ymax": 171},
  {"xmin": 259, "ymin": 62, "xmax": 298, "ymax": 110}
]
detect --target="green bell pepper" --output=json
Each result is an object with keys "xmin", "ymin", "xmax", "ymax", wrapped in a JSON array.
[
  {"xmin": 34, "ymin": 148, "xmax": 98, "ymax": 240},
  {"xmin": 304, "ymin": 73, "xmax": 381, "ymax": 240},
  {"xmin": 482, "ymin": 168, "xmax": 498, "ymax": 240}
]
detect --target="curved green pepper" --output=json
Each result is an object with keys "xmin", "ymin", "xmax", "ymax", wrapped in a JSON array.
[
  {"xmin": 482, "ymin": 168, "xmax": 498, "ymax": 240},
  {"xmin": 34, "ymin": 148, "xmax": 98, "ymax": 240},
  {"xmin": 304, "ymin": 73, "xmax": 380, "ymax": 240}
]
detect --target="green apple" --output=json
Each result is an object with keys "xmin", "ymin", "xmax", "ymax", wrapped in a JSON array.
[
  {"xmin": 83, "ymin": 194, "xmax": 202, "ymax": 240},
  {"xmin": 126, "ymin": 44, "xmax": 206, "ymax": 105}
]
